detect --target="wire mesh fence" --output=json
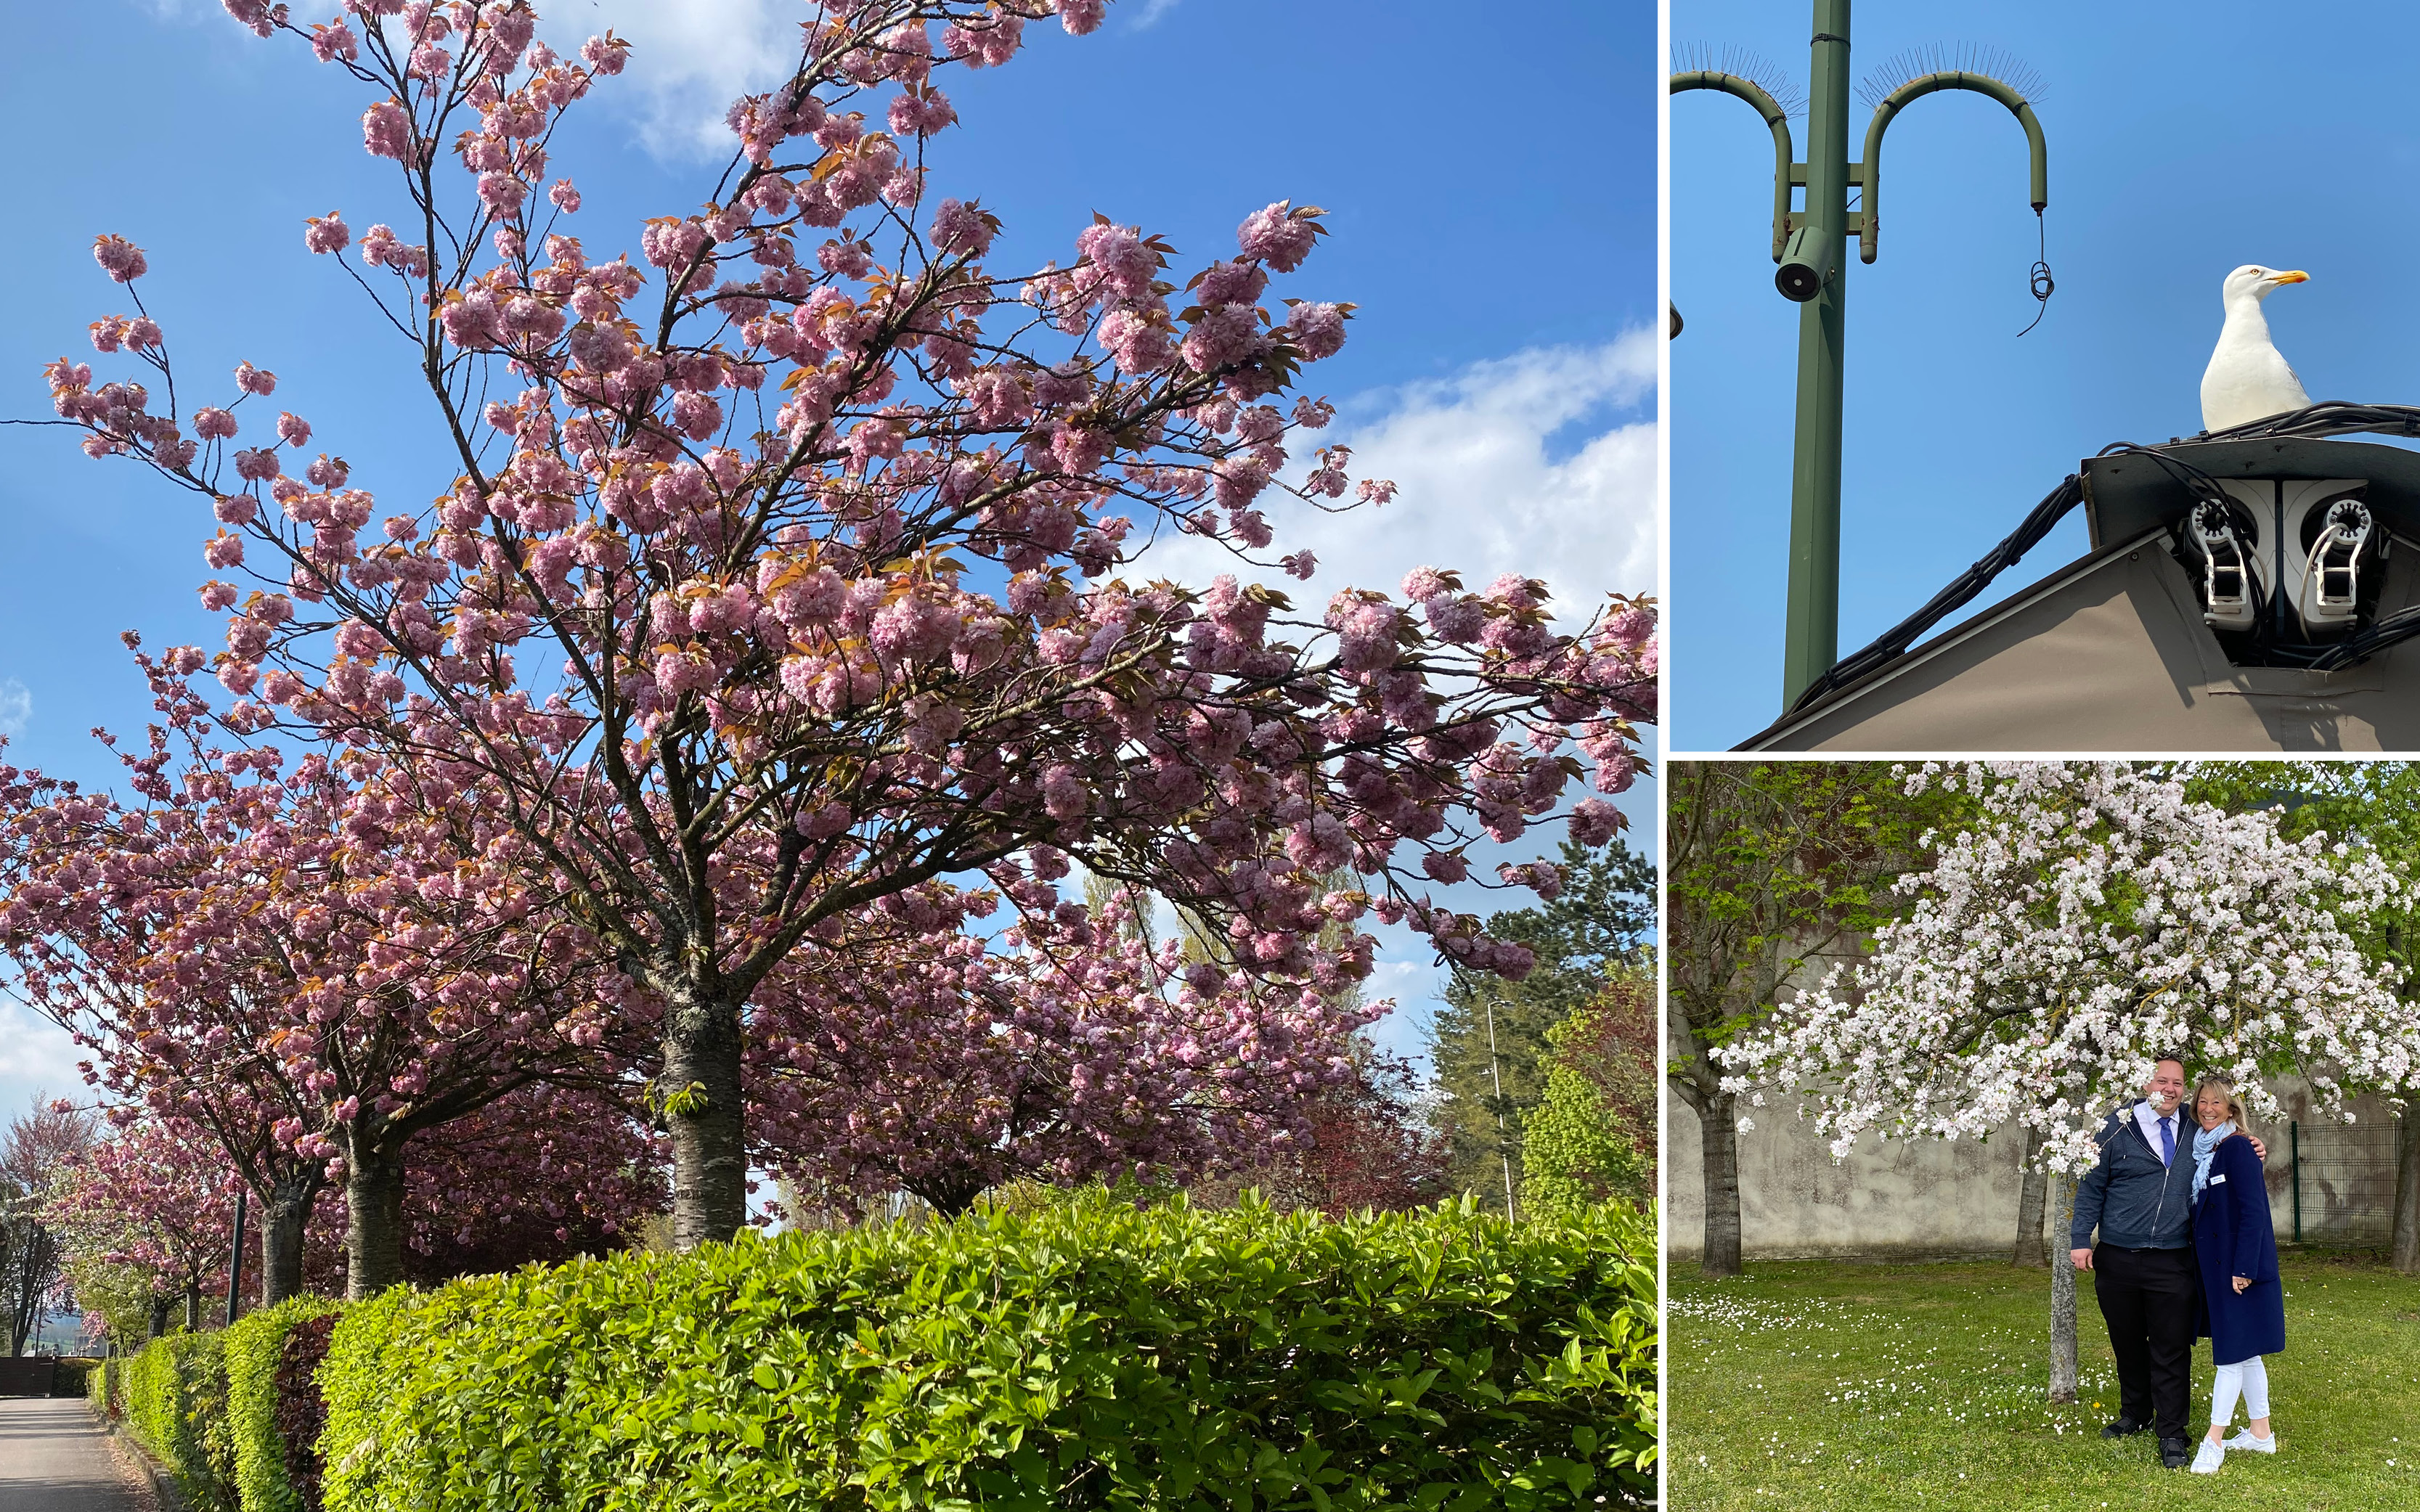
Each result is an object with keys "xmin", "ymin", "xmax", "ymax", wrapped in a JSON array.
[{"xmin": 2279, "ymin": 1116, "xmax": 2402, "ymax": 1247}]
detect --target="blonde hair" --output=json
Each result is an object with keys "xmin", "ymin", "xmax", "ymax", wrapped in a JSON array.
[{"xmin": 2191, "ymin": 1076, "xmax": 2246, "ymax": 1127}]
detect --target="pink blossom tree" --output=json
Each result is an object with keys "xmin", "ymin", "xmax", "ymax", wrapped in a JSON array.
[
  {"xmin": 44, "ymin": 0, "xmax": 1657, "ymax": 1247},
  {"xmin": 0, "ymin": 664, "xmax": 652, "ymax": 1298},
  {"xmin": 747, "ymin": 883, "xmax": 1385, "ymax": 1214},
  {"xmin": 44, "ymin": 1116, "xmax": 242, "ymax": 1335},
  {"xmin": 389, "ymin": 1081, "xmax": 661, "ymax": 1280},
  {"xmin": 2, "ymin": 1100, "xmax": 96, "ymax": 1354}
]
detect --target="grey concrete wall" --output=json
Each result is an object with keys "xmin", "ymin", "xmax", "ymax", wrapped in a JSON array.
[
  {"xmin": 1668, "ymin": 1068, "xmax": 2402, "ymax": 1262},
  {"xmin": 1666, "ymin": 1091, "xmax": 2032, "ymax": 1262}
]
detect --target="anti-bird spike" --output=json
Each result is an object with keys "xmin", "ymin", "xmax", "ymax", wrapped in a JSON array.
[{"xmin": 1857, "ymin": 42, "xmax": 2048, "ymax": 113}]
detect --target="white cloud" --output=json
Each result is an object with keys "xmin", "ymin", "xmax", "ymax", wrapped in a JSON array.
[
  {"xmin": 578, "ymin": 1, "xmax": 1183, "ymax": 155},
  {"xmin": 585, "ymin": 0, "xmax": 799, "ymax": 160},
  {"xmin": 0, "ymin": 679, "xmax": 28, "ymax": 737},
  {"xmin": 1131, "ymin": 332, "xmax": 1660, "ymax": 626}
]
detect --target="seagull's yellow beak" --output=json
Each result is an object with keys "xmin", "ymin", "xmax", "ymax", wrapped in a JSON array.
[{"xmin": 2270, "ymin": 270, "xmax": 2310, "ymax": 285}]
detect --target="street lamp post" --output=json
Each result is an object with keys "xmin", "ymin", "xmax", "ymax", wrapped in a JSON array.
[
  {"xmin": 1675, "ymin": 4, "xmax": 2051, "ymax": 710},
  {"xmin": 224, "ymin": 1185, "xmax": 248, "ymax": 1327}
]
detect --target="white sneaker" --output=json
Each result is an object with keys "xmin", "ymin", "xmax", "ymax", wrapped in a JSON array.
[
  {"xmin": 2190, "ymin": 1438, "xmax": 2226, "ymax": 1474},
  {"xmin": 2225, "ymin": 1429, "xmax": 2278, "ymax": 1454}
]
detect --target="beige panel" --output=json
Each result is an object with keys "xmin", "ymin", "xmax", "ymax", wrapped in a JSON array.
[{"xmin": 1760, "ymin": 539, "xmax": 2420, "ymax": 752}]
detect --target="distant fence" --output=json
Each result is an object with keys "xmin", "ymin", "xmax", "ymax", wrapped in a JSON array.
[
  {"xmin": 2283, "ymin": 1114, "xmax": 2400, "ymax": 1246},
  {"xmin": 0, "ymin": 1357, "xmax": 57, "ymax": 1397}
]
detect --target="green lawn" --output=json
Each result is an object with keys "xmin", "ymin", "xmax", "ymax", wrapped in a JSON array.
[{"xmin": 1668, "ymin": 1252, "xmax": 2420, "ymax": 1511}]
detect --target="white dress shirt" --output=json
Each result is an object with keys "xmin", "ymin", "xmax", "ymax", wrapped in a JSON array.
[{"xmin": 2131, "ymin": 1099, "xmax": 2180, "ymax": 1166}]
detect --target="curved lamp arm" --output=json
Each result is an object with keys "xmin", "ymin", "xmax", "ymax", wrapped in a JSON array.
[
  {"xmin": 1671, "ymin": 71, "xmax": 1796, "ymax": 263},
  {"xmin": 1860, "ymin": 71, "xmax": 2048, "ymax": 264}
]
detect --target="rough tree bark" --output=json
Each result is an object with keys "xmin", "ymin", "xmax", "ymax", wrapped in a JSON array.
[
  {"xmin": 1667, "ymin": 1002, "xmax": 1749, "ymax": 1278},
  {"xmin": 257, "ymin": 1172, "xmax": 317, "ymax": 1307},
  {"xmin": 342, "ymin": 1143, "xmax": 408, "ymax": 1301},
  {"xmin": 1697, "ymin": 1092, "xmax": 1744, "ymax": 1278},
  {"xmin": 2048, "ymin": 1174, "xmax": 2079, "ymax": 1402},
  {"xmin": 663, "ymin": 995, "xmax": 749, "ymax": 1251},
  {"xmin": 2395, "ymin": 1109, "xmax": 2420, "ymax": 1276},
  {"xmin": 147, "ymin": 1297, "xmax": 170, "ymax": 1340},
  {"xmin": 2013, "ymin": 1127, "xmax": 2049, "ymax": 1268}
]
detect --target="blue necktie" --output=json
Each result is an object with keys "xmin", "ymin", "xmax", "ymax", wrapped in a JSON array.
[{"xmin": 2159, "ymin": 1115, "xmax": 2175, "ymax": 1166}]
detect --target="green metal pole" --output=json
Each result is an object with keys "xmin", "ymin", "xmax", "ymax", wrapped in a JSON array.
[
  {"xmin": 1783, "ymin": 1, "xmax": 1852, "ymax": 708},
  {"xmin": 2291, "ymin": 1119, "xmax": 2302, "ymax": 1243}
]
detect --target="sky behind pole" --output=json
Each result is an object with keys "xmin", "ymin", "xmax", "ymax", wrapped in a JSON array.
[
  {"xmin": 0, "ymin": 0, "xmax": 1659, "ymax": 1118},
  {"xmin": 1672, "ymin": 0, "xmax": 2420, "ymax": 749}
]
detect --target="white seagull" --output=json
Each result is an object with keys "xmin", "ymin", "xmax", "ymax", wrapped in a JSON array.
[{"xmin": 2201, "ymin": 264, "xmax": 2310, "ymax": 432}]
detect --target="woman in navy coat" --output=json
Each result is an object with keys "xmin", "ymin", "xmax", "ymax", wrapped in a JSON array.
[{"xmin": 2187, "ymin": 1078, "xmax": 2285, "ymax": 1473}]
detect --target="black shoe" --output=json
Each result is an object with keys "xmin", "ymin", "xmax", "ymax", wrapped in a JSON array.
[
  {"xmin": 2101, "ymin": 1417, "xmax": 2151, "ymax": 1439},
  {"xmin": 2159, "ymin": 1437, "xmax": 2193, "ymax": 1468}
]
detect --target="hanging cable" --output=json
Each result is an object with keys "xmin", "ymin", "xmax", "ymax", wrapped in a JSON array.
[
  {"xmin": 2018, "ymin": 208, "xmax": 2054, "ymax": 338},
  {"xmin": 1779, "ymin": 404, "xmax": 2420, "ymax": 716}
]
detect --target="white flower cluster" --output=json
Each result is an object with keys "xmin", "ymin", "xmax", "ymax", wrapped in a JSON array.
[{"xmin": 1717, "ymin": 762, "xmax": 2420, "ymax": 1174}]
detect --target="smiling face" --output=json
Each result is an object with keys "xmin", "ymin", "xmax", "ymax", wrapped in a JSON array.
[
  {"xmin": 2145, "ymin": 1059, "xmax": 2187, "ymax": 1115},
  {"xmin": 2194, "ymin": 1085, "xmax": 2234, "ymax": 1132},
  {"xmin": 2225, "ymin": 263, "xmax": 2311, "ymax": 303}
]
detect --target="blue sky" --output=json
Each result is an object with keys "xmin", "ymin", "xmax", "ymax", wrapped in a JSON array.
[
  {"xmin": 1673, "ymin": 0, "xmax": 2420, "ymax": 748},
  {"xmin": 0, "ymin": 0, "xmax": 1658, "ymax": 1118}
]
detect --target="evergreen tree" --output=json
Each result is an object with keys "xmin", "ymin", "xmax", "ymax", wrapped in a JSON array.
[
  {"xmin": 1430, "ymin": 838, "xmax": 1654, "ymax": 1211},
  {"xmin": 1521, "ymin": 970, "xmax": 1655, "ymax": 1217}
]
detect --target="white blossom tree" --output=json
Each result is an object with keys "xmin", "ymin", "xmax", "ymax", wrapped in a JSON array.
[{"xmin": 1717, "ymin": 761, "xmax": 2420, "ymax": 1399}]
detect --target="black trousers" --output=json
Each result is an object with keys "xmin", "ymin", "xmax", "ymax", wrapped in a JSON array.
[{"xmin": 2093, "ymin": 1243, "xmax": 2200, "ymax": 1442}]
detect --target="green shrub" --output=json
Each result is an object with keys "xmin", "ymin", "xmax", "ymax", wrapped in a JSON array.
[
  {"xmin": 321, "ymin": 1193, "xmax": 1655, "ymax": 1511},
  {"xmin": 227, "ymin": 1297, "xmax": 346, "ymax": 1512},
  {"xmin": 89, "ymin": 1354, "xmax": 118, "ymax": 1420},
  {"xmin": 53, "ymin": 1354, "xmax": 97, "ymax": 1400},
  {"xmin": 125, "ymin": 1331, "xmax": 237, "ymax": 1511},
  {"xmin": 1521, "ymin": 1058, "xmax": 1650, "ymax": 1219}
]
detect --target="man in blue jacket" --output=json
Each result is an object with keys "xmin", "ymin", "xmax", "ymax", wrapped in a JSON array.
[{"xmin": 2069, "ymin": 1056, "xmax": 2264, "ymax": 1470}]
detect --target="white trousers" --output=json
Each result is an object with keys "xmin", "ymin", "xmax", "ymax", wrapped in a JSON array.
[{"xmin": 2210, "ymin": 1354, "xmax": 2270, "ymax": 1426}]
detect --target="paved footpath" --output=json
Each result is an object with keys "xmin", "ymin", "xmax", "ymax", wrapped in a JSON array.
[{"xmin": 0, "ymin": 1397, "xmax": 150, "ymax": 1511}]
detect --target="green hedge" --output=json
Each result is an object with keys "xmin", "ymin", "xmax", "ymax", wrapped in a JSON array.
[
  {"xmin": 51, "ymin": 1355, "xmax": 97, "ymax": 1399},
  {"xmin": 227, "ymin": 1297, "xmax": 346, "ymax": 1512},
  {"xmin": 89, "ymin": 1353, "xmax": 119, "ymax": 1420},
  {"xmin": 125, "ymin": 1331, "xmax": 237, "ymax": 1511},
  {"xmin": 320, "ymin": 1193, "xmax": 1655, "ymax": 1511}
]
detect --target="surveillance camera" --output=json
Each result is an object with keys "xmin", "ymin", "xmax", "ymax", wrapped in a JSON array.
[{"xmin": 1776, "ymin": 226, "xmax": 1836, "ymax": 303}]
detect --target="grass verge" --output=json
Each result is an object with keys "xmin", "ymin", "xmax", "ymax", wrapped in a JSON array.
[{"xmin": 1668, "ymin": 1251, "xmax": 2420, "ymax": 1511}]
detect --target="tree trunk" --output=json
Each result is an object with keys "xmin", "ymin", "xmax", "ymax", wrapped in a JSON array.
[
  {"xmin": 2395, "ymin": 1108, "xmax": 2420, "ymax": 1276},
  {"xmin": 147, "ymin": 1298, "xmax": 171, "ymax": 1340},
  {"xmin": 183, "ymin": 1280, "xmax": 200, "ymax": 1334},
  {"xmin": 1698, "ymin": 1090, "xmax": 1744, "ymax": 1278},
  {"xmin": 8, "ymin": 1229, "xmax": 57, "ymax": 1353},
  {"xmin": 2047, "ymin": 1174, "xmax": 2079, "ymax": 1403},
  {"xmin": 664, "ymin": 994, "xmax": 749, "ymax": 1250},
  {"xmin": 2013, "ymin": 1127, "xmax": 2049, "ymax": 1268},
  {"xmin": 343, "ymin": 1143, "xmax": 409, "ymax": 1300},
  {"xmin": 258, "ymin": 1174, "xmax": 315, "ymax": 1306}
]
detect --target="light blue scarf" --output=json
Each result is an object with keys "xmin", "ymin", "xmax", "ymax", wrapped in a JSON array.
[{"xmin": 2191, "ymin": 1121, "xmax": 2236, "ymax": 1202}]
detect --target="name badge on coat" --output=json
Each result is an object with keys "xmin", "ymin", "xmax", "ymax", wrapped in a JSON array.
[{"xmin": 2209, "ymin": 1174, "xmax": 2226, "ymax": 1185}]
